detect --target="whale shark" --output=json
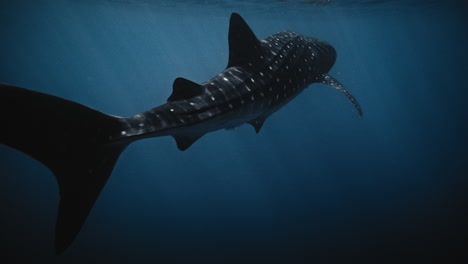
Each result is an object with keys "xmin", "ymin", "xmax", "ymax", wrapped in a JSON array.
[{"xmin": 0, "ymin": 13, "xmax": 361, "ymax": 254}]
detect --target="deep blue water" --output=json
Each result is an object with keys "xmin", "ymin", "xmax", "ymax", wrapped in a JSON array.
[{"xmin": 0, "ymin": 0, "xmax": 467, "ymax": 263}]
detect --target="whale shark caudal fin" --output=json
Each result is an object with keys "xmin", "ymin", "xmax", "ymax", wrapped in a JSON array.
[{"xmin": 0, "ymin": 84, "xmax": 131, "ymax": 254}]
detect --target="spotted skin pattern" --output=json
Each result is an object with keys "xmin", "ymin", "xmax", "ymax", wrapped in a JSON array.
[
  {"xmin": 113, "ymin": 14, "xmax": 361, "ymax": 149},
  {"xmin": 0, "ymin": 13, "xmax": 362, "ymax": 254}
]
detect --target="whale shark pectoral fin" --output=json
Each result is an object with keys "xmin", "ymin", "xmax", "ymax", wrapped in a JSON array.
[
  {"xmin": 248, "ymin": 116, "xmax": 267, "ymax": 134},
  {"xmin": 168, "ymin": 77, "xmax": 204, "ymax": 102},
  {"xmin": 172, "ymin": 134, "xmax": 204, "ymax": 151},
  {"xmin": 318, "ymin": 74, "xmax": 363, "ymax": 117},
  {"xmin": 227, "ymin": 13, "xmax": 263, "ymax": 68}
]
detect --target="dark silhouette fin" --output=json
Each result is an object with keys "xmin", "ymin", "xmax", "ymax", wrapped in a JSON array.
[
  {"xmin": 0, "ymin": 84, "xmax": 130, "ymax": 254},
  {"xmin": 318, "ymin": 74, "xmax": 363, "ymax": 116},
  {"xmin": 227, "ymin": 13, "xmax": 264, "ymax": 68},
  {"xmin": 172, "ymin": 134, "xmax": 204, "ymax": 151},
  {"xmin": 54, "ymin": 142, "xmax": 128, "ymax": 255},
  {"xmin": 168, "ymin": 77, "xmax": 204, "ymax": 102},
  {"xmin": 248, "ymin": 117, "xmax": 267, "ymax": 134}
]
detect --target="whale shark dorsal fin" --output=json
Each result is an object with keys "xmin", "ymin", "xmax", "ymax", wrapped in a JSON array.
[
  {"xmin": 248, "ymin": 116, "xmax": 267, "ymax": 134},
  {"xmin": 173, "ymin": 134, "xmax": 204, "ymax": 151},
  {"xmin": 318, "ymin": 74, "xmax": 363, "ymax": 117},
  {"xmin": 227, "ymin": 13, "xmax": 263, "ymax": 68},
  {"xmin": 168, "ymin": 77, "xmax": 203, "ymax": 102}
]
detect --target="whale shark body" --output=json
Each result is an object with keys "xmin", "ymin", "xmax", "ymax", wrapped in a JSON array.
[{"xmin": 0, "ymin": 13, "xmax": 361, "ymax": 254}]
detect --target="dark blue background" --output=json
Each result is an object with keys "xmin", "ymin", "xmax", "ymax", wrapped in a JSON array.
[{"xmin": 1, "ymin": 0, "xmax": 467, "ymax": 263}]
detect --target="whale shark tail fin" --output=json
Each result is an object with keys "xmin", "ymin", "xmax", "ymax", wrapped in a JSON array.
[{"xmin": 0, "ymin": 84, "xmax": 131, "ymax": 254}]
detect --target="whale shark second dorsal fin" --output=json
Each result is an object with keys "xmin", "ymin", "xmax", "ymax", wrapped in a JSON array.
[
  {"xmin": 168, "ymin": 77, "xmax": 203, "ymax": 102},
  {"xmin": 227, "ymin": 13, "xmax": 263, "ymax": 68}
]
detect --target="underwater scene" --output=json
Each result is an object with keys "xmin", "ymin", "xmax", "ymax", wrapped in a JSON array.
[{"xmin": 0, "ymin": 0, "xmax": 467, "ymax": 263}]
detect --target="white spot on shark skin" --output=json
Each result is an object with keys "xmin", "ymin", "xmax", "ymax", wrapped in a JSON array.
[
  {"xmin": 246, "ymin": 86, "xmax": 251, "ymax": 92},
  {"xmin": 228, "ymin": 103, "xmax": 233, "ymax": 109},
  {"xmin": 170, "ymin": 109, "xmax": 174, "ymax": 112},
  {"xmin": 190, "ymin": 102, "xmax": 195, "ymax": 106},
  {"xmin": 259, "ymin": 72, "xmax": 264, "ymax": 76},
  {"xmin": 286, "ymin": 65, "xmax": 289, "ymax": 69},
  {"xmin": 211, "ymin": 96, "xmax": 215, "ymax": 101},
  {"xmin": 251, "ymin": 95, "xmax": 255, "ymax": 101},
  {"xmin": 121, "ymin": 131, "xmax": 126, "ymax": 135},
  {"xmin": 260, "ymin": 92, "xmax": 265, "ymax": 97},
  {"xmin": 250, "ymin": 78, "xmax": 255, "ymax": 83},
  {"xmin": 269, "ymin": 66, "xmax": 273, "ymax": 70},
  {"xmin": 223, "ymin": 77, "xmax": 228, "ymax": 81},
  {"xmin": 276, "ymin": 78, "xmax": 280, "ymax": 82},
  {"xmin": 139, "ymin": 123, "xmax": 144, "ymax": 127}
]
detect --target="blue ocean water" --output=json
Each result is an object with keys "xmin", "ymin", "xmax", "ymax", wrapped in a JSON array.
[{"xmin": 0, "ymin": 0, "xmax": 467, "ymax": 263}]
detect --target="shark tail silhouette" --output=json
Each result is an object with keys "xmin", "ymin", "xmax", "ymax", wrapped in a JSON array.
[{"xmin": 0, "ymin": 84, "xmax": 131, "ymax": 254}]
